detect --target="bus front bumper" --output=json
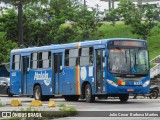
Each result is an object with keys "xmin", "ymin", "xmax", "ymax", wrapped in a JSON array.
[{"xmin": 106, "ymin": 85, "xmax": 150, "ymax": 94}]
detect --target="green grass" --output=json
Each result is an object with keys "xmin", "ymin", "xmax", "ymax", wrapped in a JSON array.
[
  {"xmin": 97, "ymin": 22, "xmax": 160, "ymax": 60},
  {"xmin": 98, "ymin": 22, "xmax": 138, "ymax": 39},
  {"xmin": 148, "ymin": 25, "xmax": 160, "ymax": 59}
]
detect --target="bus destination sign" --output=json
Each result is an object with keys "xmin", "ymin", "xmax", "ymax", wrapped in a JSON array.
[{"xmin": 113, "ymin": 41, "xmax": 144, "ymax": 47}]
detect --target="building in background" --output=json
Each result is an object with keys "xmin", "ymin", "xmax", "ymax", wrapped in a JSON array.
[{"xmin": 100, "ymin": 0, "xmax": 160, "ymax": 9}]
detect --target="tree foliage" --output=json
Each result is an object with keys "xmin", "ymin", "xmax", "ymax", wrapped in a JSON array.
[
  {"xmin": 0, "ymin": 32, "xmax": 18, "ymax": 63},
  {"xmin": 108, "ymin": 0, "xmax": 159, "ymax": 39},
  {"xmin": 0, "ymin": 0, "xmax": 101, "ymax": 46},
  {"xmin": 71, "ymin": 7, "xmax": 102, "ymax": 41},
  {"xmin": 0, "ymin": 9, "xmax": 18, "ymax": 42},
  {"xmin": 0, "ymin": 0, "xmax": 102, "ymax": 63}
]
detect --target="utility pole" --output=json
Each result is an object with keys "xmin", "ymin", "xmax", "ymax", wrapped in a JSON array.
[
  {"xmin": 84, "ymin": 0, "xmax": 86, "ymax": 7},
  {"xmin": 109, "ymin": 0, "xmax": 111, "ymax": 10},
  {"xmin": 18, "ymin": 0, "xmax": 23, "ymax": 47},
  {"xmin": 112, "ymin": 0, "xmax": 115, "ymax": 9},
  {"xmin": 95, "ymin": 4, "xmax": 100, "ymax": 11}
]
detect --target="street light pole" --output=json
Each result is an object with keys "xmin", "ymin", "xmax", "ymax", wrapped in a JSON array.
[{"xmin": 18, "ymin": 0, "xmax": 23, "ymax": 47}]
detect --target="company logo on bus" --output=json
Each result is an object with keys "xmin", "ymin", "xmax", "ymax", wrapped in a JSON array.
[{"xmin": 34, "ymin": 71, "xmax": 51, "ymax": 86}]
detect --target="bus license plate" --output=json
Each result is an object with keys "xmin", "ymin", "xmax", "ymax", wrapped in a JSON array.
[{"xmin": 127, "ymin": 88, "xmax": 134, "ymax": 92}]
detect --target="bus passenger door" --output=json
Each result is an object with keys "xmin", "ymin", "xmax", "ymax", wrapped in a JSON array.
[
  {"xmin": 21, "ymin": 56, "xmax": 29, "ymax": 94},
  {"xmin": 53, "ymin": 53, "xmax": 62, "ymax": 94},
  {"xmin": 95, "ymin": 49, "xmax": 105, "ymax": 93}
]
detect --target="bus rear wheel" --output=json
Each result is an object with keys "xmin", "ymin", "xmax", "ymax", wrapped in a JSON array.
[
  {"xmin": 119, "ymin": 94, "xmax": 129, "ymax": 102},
  {"xmin": 85, "ymin": 84, "xmax": 95, "ymax": 103},
  {"xmin": 34, "ymin": 85, "xmax": 42, "ymax": 100},
  {"xmin": 34, "ymin": 85, "xmax": 50, "ymax": 101}
]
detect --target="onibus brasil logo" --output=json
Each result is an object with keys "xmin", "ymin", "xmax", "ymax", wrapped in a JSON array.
[{"xmin": 34, "ymin": 71, "xmax": 51, "ymax": 86}]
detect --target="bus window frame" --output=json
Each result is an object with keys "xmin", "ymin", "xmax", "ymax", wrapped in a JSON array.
[
  {"xmin": 12, "ymin": 54, "xmax": 21, "ymax": 71},
  {"xmin": 64, "ymin": 47, "xmax": 94, "ymax": 68},
  {"xmin": 65, "ymin": 48, "xmax": 79, "ymax": 67},
  {"xmin": 79, "ymin": 47, "xmax": 93, "ymax": 67},
  {"xmin": 30, "ymin": 51, "xmax": 51, "ymax": 70}
]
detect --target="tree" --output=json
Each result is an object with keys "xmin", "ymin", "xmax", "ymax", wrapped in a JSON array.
[
  {"xmin": 109, "ymin": 0, "xmax": 159, "ymax": 39},
  {"xmin": 105, "ymin": 8, "xmax": 119, "ymax": 26},
  {"xmin": 71, "ymin": 7, "xmax": 102, "ymax": 41},
  {"xmin": 0, "ymin": 9, "xmax": 18, "ymax": 42},
  {"xmin": 0, "ymin": 0, "xmax": 103, "ymax": 46},
  {"xmin": 117, "ymin": 0, "xmax": 136, "ymax": 25},
  {"xmin": 130, "ymin": 4, "xmax": 159, "ymax": 39},
  {"xmin": 0, "ymin": 32, "xmax": 18, "ymax": 63},
  {"xmin": 0, "ymin": 0, "xmax": 74, "ymax": 46}
]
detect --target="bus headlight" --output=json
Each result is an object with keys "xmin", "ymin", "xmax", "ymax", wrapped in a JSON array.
[
  {"xmin": 142, "ymin": 81, "xmax": 150, "ymax": 87},
  {"xmin": 107, "ymin": 79, "xmax": 118, "ymax": 87}
]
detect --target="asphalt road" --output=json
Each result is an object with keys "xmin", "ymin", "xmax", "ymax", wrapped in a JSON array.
[
  {"xmin": 0, "ymin": 95, "xmax": 160, "ymax": 111},
  {"xmin": 0, "ymin": 95, "xmax": 160, "ymax": 119}
]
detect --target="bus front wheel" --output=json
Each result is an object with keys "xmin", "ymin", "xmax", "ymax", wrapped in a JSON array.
[
  {"xmin": 85, "ymin": 84, "xmax": 95, "ymax": 103},
  {"xmin": 119, "ymin": 94, "xmax": 129, "ymax": 102}
]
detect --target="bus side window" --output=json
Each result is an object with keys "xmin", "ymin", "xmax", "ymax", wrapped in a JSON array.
[
  {"xmin": 80, "ymin": 47, "xmax": 93, "ymax": 66},
  {"xmin": 38, "ymin": 52, "xmax": 43, "ymax": 68},
  {"xmin": 65, "ymin": 50, "xmax": 69, "ymax": 66},
  {"xmin": 31, "ymin": 51, "xmax": 51, "ymax": 69},
  {"xmin": 89, "ymin": 47, "xmax": 93, "ymax": 65},
  {"xmin": 12, "ymin": 54, "xmax": 20, "ymax": 70},
  {"xmin": 42, "ymin": 51, "xmax": 51, "ymax": 68},
  {"xmin": 65, "ymin": 49, "xmax": 79, "ymax": 67},
  {"xmin": 69, "ymin": 49, "xmax": 79, "ymax": 67},
  {"xmin": 30, "ymin": 53, "xmax": 38, "ymax": 69}
]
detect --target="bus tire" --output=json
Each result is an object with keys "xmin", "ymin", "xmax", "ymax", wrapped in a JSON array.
[
  {"xmin": 119, "ymin": 94, "xmax": 129, "ymax": 102},
  {"xmin": 85, "ymin": 84, "xmax": 95, "ymax": 103},
  {"xmin": 7, "ymin": 88, "xmax": 13, "ymax": 97},
  {"xmin": 34, "ymin": 85, "xmax": 42, "ymax": 100},
  {"xmin": 152, "ymin": 90, "xmax": 159, "ymax": 99}
]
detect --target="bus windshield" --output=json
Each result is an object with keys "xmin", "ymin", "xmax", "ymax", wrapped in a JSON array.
[{"xmin": 108, "ymin": 48, "xmax": 149, "ymax": 76}]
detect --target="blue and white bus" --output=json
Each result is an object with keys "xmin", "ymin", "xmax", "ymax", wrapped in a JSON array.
[{"xmin": 10, "ymin": 38, "xmax": 150, "ymax": 102}]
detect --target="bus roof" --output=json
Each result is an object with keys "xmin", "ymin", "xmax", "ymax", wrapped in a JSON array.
[{"xmin": 11, "ymin": 38, "xmax": 146, "ymax": 54}]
